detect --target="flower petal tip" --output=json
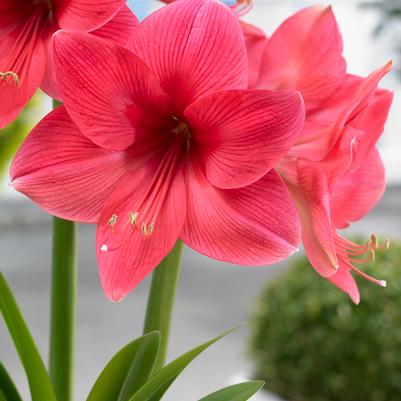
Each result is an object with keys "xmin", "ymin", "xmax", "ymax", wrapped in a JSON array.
[
  {"xmin": 384, "ymin": 60, "xmax": 394, "ymax": 72},
  {"xmin": 107, "ymin": 288, "xmax": 127, "ymax": 303},
  {"xmin": 379, "ymin": 280, "xmax": 387, "ymax": 288}
]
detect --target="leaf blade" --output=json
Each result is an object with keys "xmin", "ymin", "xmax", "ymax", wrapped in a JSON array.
[
  {"xmin": 198, "ymin": 381, "xmax": 265, "ymax": 401},
  {"xmin": 87, "ymin": 331, "xmax": 160, "ymax": 401},
  {"xmin": 0, "ymin": 363, "xmax": 23, "ymax": 401},
  {"xmin": 129, "ymin": 325, "xmax": 242, "ymax": 401},
  {"xmin": 0, "ymin": 273, "xmax": 57, "ymax": 401}
]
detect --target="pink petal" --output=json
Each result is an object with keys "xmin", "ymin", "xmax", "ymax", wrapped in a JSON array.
[
  {"xmin": 327, "ymin": 260, "xmax": 360, "ymax": 304},
  {"xmin": 53, "ymin": 31, "xmax": 171, "ymax": 151},
  {"xmin": 131, "ymin": 0, "xmax": 247, "ymax": 112},
  {"xmin": 181, "ymin": 164, "xmax": 300, "ymax": 265},
  {"xmin": 97, "ymin": 160, "xmax": 187, "ymax": 301},
  {"xmin": 331, "ymin": 148, "xmax": 385, "ymax": 229},
  {"xmin": 0, "ymin": 8, "xmax": 47, "ymax": 128},
  {"xmin": 281, "ymin": 161, "xmax": 339, "ymax": 277},
  {"xmin": 55, "ymin": 0, "xmax": 125, "ymax": 32},
  {"xmin": 92, "ymin": 5, "xmax": 139, "ymax": 45},
  {"xmin": 10, "ymin": 106, "xmax": 130, "ymax": 222},
  {"xmin": 346, "ymin": 89, "xmax": 393, "ymax": 168},
  {"xmin": 309, "ymin": 63, "xmax": 392, "ymax": 129},
  {"xmin": 240, "ymin": 21, "xmax": 268, "ymax": 89},
  {"xmin": 185, "ymin": 89, "xmax": 304, "ymax": 189},
  {"xmin": 259, "ymin": 5, "xmax": 346, "ymax": 111},
  {"xmin": 291, "ymin": 64, "xmax": 392, "ymax": 164},
  {"xmin": 42, "ymin": 5, "xmax": 139, "ymax": 100}
]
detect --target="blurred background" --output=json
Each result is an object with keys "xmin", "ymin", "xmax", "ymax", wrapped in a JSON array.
[{"xmin": 0, "ymin": 1, "xmax": 400, "ymax": 400}]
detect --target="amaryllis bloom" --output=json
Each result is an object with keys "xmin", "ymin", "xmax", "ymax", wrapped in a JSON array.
[
  {"xmin": 0, "ymin": 0, "xmax": 138, "ymax": 128},
  {"xmin": 246, "ymin": 5, "xmax": 393, "ymax": 303},
  {"xmin": 11, "ymin": 0, "xmax": 305, "ymax": 301}
]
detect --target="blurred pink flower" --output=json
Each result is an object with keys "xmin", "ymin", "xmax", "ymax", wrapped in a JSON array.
[
  {"xmin": 247, "ymin": 5, "xmax": 393, "ymax": 303},
  {"xmin": 0, "ymin": 0, "xmax": 137, "ymax": 128},
  {"xmin": 11, "ymin": 0, "xmax": 304, "ymax": 301}
]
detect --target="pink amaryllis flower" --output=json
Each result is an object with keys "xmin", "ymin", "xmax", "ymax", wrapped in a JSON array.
[
  {"xmin": 246, "ymin": 5, "xmax": 393, "ymax": 303},
  {"xmin": 0, "ymin": 0, "xmax": 138, "ymax": 128},
  {"xmin": 11, "ymin": 0, "xmax": 305, "ymax": 301}
]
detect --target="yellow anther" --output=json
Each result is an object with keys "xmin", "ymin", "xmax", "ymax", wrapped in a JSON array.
[
  {"xmin": 141, "ymin": 222, "xmax": 147, "ymax": 236},
  {"xmin": 141, "ymin": 222, "xmax": 155, "ymax": 237},
  {"xmin": 384, "ymin": 238, "xmax": 390, "ymax": 249},
  {"xmin": 0, "ymin": 71, "xmax": 19, "ymax": 85},
  {"xmin": 370, "ymin": 234, "xmax": 378, "ymax": 250},
  {"xmin": 108, "ymin": 214, "xmax": 118, "ymax": 227},
  {"xmin": 129, "ymin": 211, "xmax": 139, "ymax": 226}
]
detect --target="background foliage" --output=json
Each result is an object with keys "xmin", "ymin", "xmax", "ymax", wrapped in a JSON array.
[
  {"xmin": 0, "ymin": 93, "xmax": 41, "ymax": 181},
  {"xmin": 250, "ymin": 239, "xmax": 401, "ymax": 401}
]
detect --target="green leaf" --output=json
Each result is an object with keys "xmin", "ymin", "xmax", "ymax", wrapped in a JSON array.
[
  {"xmin": 0, "ymin": 363, "xmax": 23, "ymax": 401},
  {"xmin": 198, "ymin": 381, "xmax": 265, "ymax": 401},
  {"xmin": 87, "ymin": 331, "xmax": 160, "ymax": 401},
  {"xmin": 0, "ymin": 273, "xmax": 57, "ymax": 401},
  {"xmin": 0, "ymin": 390, "xmax": 8, "ymax": 401},
  {"xmin": 128, "ymin": 325, "xmax": 243, "ymax": 401}
]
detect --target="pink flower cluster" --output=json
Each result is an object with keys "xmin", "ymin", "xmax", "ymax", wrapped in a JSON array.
[{"xmin": 2, "ymin": 0, "xmax": 393, "ymax": 302}]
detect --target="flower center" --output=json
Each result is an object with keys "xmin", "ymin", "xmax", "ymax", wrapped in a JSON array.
[
  {"xmin": 101, "ymin": 131, "xmax": 186, "ymax": 252},
  {"xmin": 32, "ymin": 0, "xmax": 53, "ymax": 10},
  {"xmin": 335, "ymin": 233, "xmax": 389, "ymax": 287}
]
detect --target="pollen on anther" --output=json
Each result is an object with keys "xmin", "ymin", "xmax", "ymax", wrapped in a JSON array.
[
  {"xmin": 148, "ymin": 223, "xmax": 155, "ymax": 234},
  {"xmin": 129, "ymin": 211, "xmax": 139, "ymax": 226},
  {"xmin": 0, "ymin": 71, "xmax": 20, "ymax": 85},
  {"xmin": 108, "ymin": 214, "xmax": 118, "ymax": 226}
]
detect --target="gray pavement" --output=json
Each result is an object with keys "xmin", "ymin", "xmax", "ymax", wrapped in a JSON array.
[{"xmin": 1, "ymin": 186, "xmax": 400, "ymax": 401}]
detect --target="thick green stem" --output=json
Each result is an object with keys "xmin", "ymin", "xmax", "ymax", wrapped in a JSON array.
[
  {"xmin": 48, "ymin": 99, "xmax": 77, "ymax": 401},
  {"xmin": 143, "ymin": 240, "xmax": 184, "ymax": 370}
]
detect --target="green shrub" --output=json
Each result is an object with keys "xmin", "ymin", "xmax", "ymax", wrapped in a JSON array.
[{"xmin": 249, "ymin": 239, "xmax": 401, "ymax": 401}]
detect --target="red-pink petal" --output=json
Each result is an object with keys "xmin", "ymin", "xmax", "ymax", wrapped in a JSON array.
[
  {"xmin": 42, "ymin": 5, "xmax": 139, "ymax": 100},
  {"xmin": 10, "ymin": 106, "xmax": 130, "ymax": 222},
  {"xmin": 259, "ymin": 5, "xmax": 346, "ymax": 111},
  {"xmin": 281, "ymin": 161, "xmax": 339, "ymax": 277},
  {"xmin": 331, "ymin": 148, "xmax": 385, "ymax": 229},
  {"xmin": 240, "ymin": 21, "xmax": 268, "ymax": 89},
  {"xmin": 308, "ymin": 63, "xmax": 392, "ymax": 134},
  {"xmin": 55, "ymin": 0, "xmax": 125, "ymax": 32},
  {"xmin": 181, "ymin": 165, "xmax": 300, "ymax": 265},
  {"xmin": 92, "ymin": 4, "xmax": 139, "ymax": 45},
  {"xmin": 97, "ymin": 160, "xmax": 186, "ymax": 301},
  {"xmin": 53, "ymin": 31, "xmax": 171, "ymax": 151},
  {"xmin": 131, "ymin": 0, "xmax": 247, "ymax": 113},
  {"xmin": 0, "ymin": 7, "xmax": 47, "ymax": 128},
  {"xmin": 185, "ymin": 90, "xmax": 304, "ymax": 189},
  {"xmin": 327, "ymin": 257, "xmax": 360, "ymax": 304}
]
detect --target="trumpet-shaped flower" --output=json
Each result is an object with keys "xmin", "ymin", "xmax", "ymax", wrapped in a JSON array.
[
  {"xmin": 0, "ymin": 0, "xmax": 137, "ymax": 128},
  {"xmin": 247, "ymin": 5, "xmax": 393, "ymax": 302},
  {"xmin": 11, "ymin": 0, "xmax": 304, "ymax": 301}
]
